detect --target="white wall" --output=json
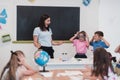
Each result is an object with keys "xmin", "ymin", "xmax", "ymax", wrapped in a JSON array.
[
  {"xmin": 99, "ymin": 0, "xmax": 120, "ymax": 60},
  {"xmin": 0, "ymin": 0, "xmax": 99, "ymax": 73}
]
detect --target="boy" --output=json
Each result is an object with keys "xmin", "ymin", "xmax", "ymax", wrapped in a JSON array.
[{"xmin": 90, "ymin": 31, "xmax": 110, "ymax": 50}]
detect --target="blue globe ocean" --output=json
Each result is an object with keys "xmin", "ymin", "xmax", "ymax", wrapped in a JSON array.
[{"xmin": 34, "ymin": 50, "xmax": 49, "ymax": 66}]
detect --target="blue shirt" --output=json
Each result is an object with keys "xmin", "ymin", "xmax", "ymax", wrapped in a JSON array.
[{"xmin": 90, "ymin": 40, "xmax": 109, "ymax": 50}]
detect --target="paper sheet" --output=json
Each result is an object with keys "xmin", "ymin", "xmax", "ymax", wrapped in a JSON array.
[
  {"xmin": 40, "ymin": 72, "xmax": 53, "ymax": 77},
  {"xmin": 57, "ymin": 70, "xmax": 83, "ymax": 77},
  {"xmin": 69, "ymin": 76, "xmax": 83, "ymax": 80}
]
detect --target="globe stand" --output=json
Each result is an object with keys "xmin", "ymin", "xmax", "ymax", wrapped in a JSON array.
[{"xmin": 40, "ymin": 65, "xmax": 49, "ymax": 72}]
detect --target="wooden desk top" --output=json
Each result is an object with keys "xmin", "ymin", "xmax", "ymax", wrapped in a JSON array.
[{"xmin": 22, "ymin": 69, "xmax": 83, "ymax": 80}]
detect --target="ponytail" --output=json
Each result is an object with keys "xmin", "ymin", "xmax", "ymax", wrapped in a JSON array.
[{"xmin": 0, "ymin": 51, "xmax": 18, "ymax": 80}]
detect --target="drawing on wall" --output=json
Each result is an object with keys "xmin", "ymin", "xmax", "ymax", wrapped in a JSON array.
[
  {"xmin": 0, "ymin": 8, "xmax": 7, "ymax": 30},
  {"xmin": 83, "ymin": 0, "xmax": 91, "ymax": 6},
  {"xmin": 0, "ymin": 9, "xmax": 7, "ymax": 24}
]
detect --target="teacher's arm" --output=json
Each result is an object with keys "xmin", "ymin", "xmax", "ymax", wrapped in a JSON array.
[
  {"xmin": 33, "ymin": 35, "xmax": 41, "ymax": 48},
  {"xmin": 52, "ymin": 40, "xmax": 64, "ymax": 46}
]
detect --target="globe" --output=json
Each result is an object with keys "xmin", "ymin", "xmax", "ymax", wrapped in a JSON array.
[{"xmin": 34, "ymin": 50, "xmax": 49, "ymax": 67}]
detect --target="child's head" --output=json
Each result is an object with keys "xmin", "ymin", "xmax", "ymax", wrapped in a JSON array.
[
  {"xmin": 77, "ymin": 31, "xmax": 86, "ymax": 41},
  {"xmin": 92, "ymin": 47, "xmax": 114, "ymax": 79},
  {"xmin": 93, "ymin": 31, "xmax": 104, "ymax": 41},
  {"xmin": 0, "ymin": 50, "xmax": 25, "ymax": 80},
  {"xmin": 10, "ymin": 50, "xmax": 25, "ymax": 65}
]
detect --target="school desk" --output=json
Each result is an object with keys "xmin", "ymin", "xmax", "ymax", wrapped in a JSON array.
[
  {"xmin": 39, "ymin": 58, "xmax": 93, "ymax": 70},
  {"xmin": 22, "ymin": 69, "xmax": 85, "ymax": 80}
]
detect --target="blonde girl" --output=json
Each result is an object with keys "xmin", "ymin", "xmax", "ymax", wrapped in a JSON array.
[{"xmin": 0, "ymin": 50, "xmax": 36, "ymax": 80}]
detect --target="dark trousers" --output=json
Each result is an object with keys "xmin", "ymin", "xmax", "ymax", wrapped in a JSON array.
[
  {"xmin": 39, "ymin": 46, "xmax": 54, "ymax": 58},
  {"xmin": 74, "ymin": 53, "xmax": 87, "ymax": 58}
]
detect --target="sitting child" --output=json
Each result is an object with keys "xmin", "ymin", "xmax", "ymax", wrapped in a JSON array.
[
  {"xmin": 81, "ymin": 48, "xmax": 117, "ymax": 80},
  {"xmin": 69, "ymin": 31, "xmax": 89, "ymax": 58},
  {"xmin": 0, "ymin": 50, "xmax": 38, "ymax": 80}
]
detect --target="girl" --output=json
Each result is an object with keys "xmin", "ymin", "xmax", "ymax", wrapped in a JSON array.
[
  {"xmin": 33, "ymin": 14, "xmax": 63, "ymax": 58},
  {"xmin": 82, "ymin": 48, "xmax": 117, "ymax": 80},
  {"xmin": 115, "ymin": 45, "xmax": 120, "ymax": 53},
  {"xmin": 0, "ymin": 50, "xmax": 36, "ymax": 80},
  {"xmin": 69, "ymin": 31, "xmax": 89, "ymax": 58}
]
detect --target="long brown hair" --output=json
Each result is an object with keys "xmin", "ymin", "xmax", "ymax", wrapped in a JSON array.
[
  {"xmin": 38, "ymin": 14, "xmax": 50, "ymax": 31},
  {"xmin": 92, "ymin": 48, "xmax": 114, "ymax": 79},
  {"xmin": 0, "ymin": 50, "xmax": 24, "ymax": 80}
]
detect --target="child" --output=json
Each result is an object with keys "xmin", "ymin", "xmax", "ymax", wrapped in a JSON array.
[
  {"xmin": 114, "ymin": 45, "xmax": 120, "ymax": 75},
  {"xmin": 0, "ymin": 50, "xmax": 37, "ymax": 80},
  {"xmin": 81, "ymin": 47, "xmax": 117, "ymax": 80},
  {"xmin": 90, "ymin": 31, "xmax": 110, "ymax": 50},
  {"xmin": 115, "ymin": 45, "xmax": 120, "ymax": 53},
  {"xmin": 69, "ymin": 31, "xmax": 89, "ymax": 58}
]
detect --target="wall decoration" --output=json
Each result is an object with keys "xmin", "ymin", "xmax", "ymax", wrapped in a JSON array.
[
  {"xmin": 0, "ymin": 9, "xmax": 7, "ymax": 24},
  {"xmin": 1, "ymin": 34, "xmax": 11, "ymax": 43},
  {"xmin": 83, "ymin": 0, "xmax": 91, "ymax": 6},
  {"xmin": 28, "ymin": 0, "xmax": 35, "ymax": 3},
  {"xmin": 0, "ymin": 8, "xmax": 8, "ymax": 29}
]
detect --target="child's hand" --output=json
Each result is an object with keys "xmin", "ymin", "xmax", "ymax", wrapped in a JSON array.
[
  {"xmin": 18, "ymin": 55, "xmax": 25, "ymax": 65},
  {"xmin": 85, "ymin": 32, "xmax": 88, "ymax": 37},
  {"xmin": 100, "ymin": 36, "xmax": 104, "ymax": 40},
  {"xmin": 74, "ymin": 32, "xmax": 79, "ymax": 37}
]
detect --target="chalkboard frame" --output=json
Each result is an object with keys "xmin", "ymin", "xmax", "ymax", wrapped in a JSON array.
[{"xmin": 17, "ymin": 6, "xmax": 80, "ymax": 41}]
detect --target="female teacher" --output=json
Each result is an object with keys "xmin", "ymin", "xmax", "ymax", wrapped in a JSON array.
[{"xmin": 33, "ymin": 14, "xmax": 63, "ymax": 58}]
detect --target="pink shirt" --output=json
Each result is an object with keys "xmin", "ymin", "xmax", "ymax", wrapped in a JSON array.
[{"xmin": 73, "ymin": 39, "xmax": 87, "ymax": 54}]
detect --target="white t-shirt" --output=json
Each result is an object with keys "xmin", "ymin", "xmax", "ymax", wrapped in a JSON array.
[{"xmin": 33, "ymin": 27, "xmax": 52, "ymax": 47}]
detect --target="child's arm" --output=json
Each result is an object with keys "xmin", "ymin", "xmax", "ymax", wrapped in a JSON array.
[
  {"xmin": 18, "ymin": 56, "xmax": 37, "ymax": 76},
  {"xmin": 115, "ymin": 45, "xmax": 120, "ymax": 53},
  {"xmin": 81, "ymin": 66, "xmax": 102, "ymax": 80},
  {"xmin": 33, "ymin": 35, "xmax": 41, "ymax": 48},
  {"xmin": 69, "ymin": 32, "xmax": 78, "ymax": 42},
  {"xmin": 85, "ymin": 33, "xmax": 89, "ymax": 47},
  {"xmin": 101, "ymin": 37, "xmax": 110, "ymax": 47},
  {"xmin": 89, "ymin": 36, "xmax": 94, "ymax": 44},
  {"xmin": 22, "ymin": 61, "xmax": 37, "ymax": 76}
]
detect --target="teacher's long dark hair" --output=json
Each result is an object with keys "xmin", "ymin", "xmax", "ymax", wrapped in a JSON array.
[{"xmin": 38, "ymin": 14, "xmax": 50, "ymax": 31}]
